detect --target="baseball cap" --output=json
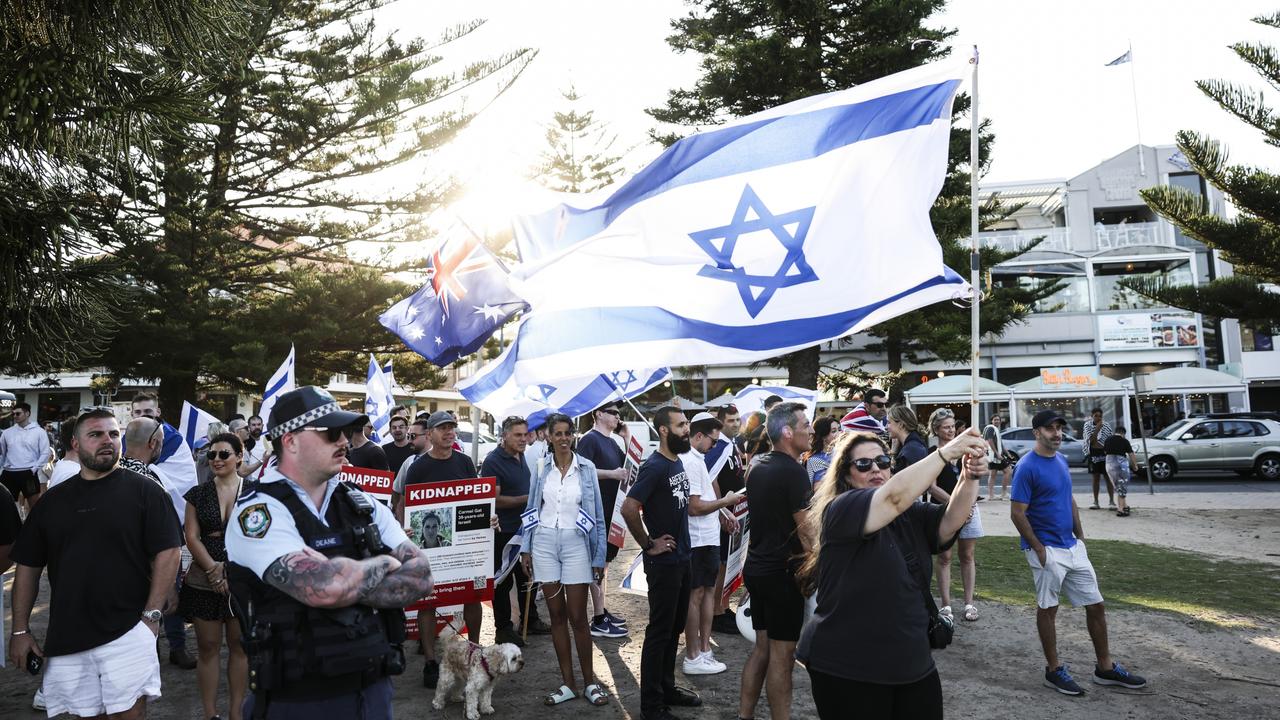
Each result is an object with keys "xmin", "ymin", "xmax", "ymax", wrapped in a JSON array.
[
  {"xmin": 1031, "ymin": 410, "xmax": 1067, "ymax": 429},
  {"xmin": 267, "ymin": 386, "xmax": 367, "ymax": 439},
  {"xmin": 425, "ymin": 410, "xmax": 458, "ymax": 429}
]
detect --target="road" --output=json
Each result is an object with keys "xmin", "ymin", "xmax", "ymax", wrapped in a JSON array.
[{"xmin": 1063, "ymin": 467, "xmax": 1280, "ymax": 494}]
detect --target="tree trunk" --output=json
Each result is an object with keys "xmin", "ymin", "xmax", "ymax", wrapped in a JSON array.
[
  {"xmin": 786, "ymin": 345, "xmax": 821, "ymax": 389},
  {"xmin": 886, "ymin": 333, "xmax": 905, "ymax": 405},
  {"xmin": 158, "ymin": 373, "xmax": 198, "ymax": 426}
]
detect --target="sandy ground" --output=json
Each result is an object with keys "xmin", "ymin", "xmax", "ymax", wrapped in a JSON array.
[{"xmin": 2, "ymin": 489, "xmax": 1278, "ymax": 719}]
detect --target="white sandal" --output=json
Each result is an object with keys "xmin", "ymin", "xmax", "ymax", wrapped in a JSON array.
[
  {"xmin": 963, "ymin": 604, "xmax": 979, "ymax": 622},
  {"xmin": 544, "ymin": 685, "xmax": 577, "ymax": 706}
]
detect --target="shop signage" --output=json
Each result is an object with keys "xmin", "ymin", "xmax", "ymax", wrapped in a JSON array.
[
  {"xmin": 1039, "ymin": 366, "xmax": 1100, "ymax": 389},
  {"xmin": 1098, "ymin": 312, "xmax": 1200, "ymax": 351}
]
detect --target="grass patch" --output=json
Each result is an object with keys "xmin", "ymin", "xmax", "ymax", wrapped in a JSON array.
[{"xmin": 940, "ymin": 536, "xmax": 1280, "ymax": 629}]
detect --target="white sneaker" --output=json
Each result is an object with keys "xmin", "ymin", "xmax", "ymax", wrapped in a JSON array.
[
  {"xmin": 939, "ymin": 605, "xmax": 953, "ymax": 620},
  {"xmin": 683, "ymin": 653, "xmax": 724, "ymax": 675},
  {"xmin": 33, "ymin": 688, "xmax": 46, "ymax": 711},
  {"xmin": 699, "ymin": 651, "xmax": 727, "ymax": 674}
]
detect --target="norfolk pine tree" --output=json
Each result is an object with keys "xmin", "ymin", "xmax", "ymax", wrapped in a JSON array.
[
  {"xmin": 649, "ymin": 0, "xmax": 1059, "ymax": 397},
  {"xmin": 1126, "ymin": 12, "xmax": 1280, "ymax": 333},
  {"xmin": 86, "ymin": 2, "xmax": 533, "ymax": 410}
]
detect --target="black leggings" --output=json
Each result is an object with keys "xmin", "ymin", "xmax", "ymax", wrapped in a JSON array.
[{"xmin": 808, "ymin": 667, "xmax": 943, "ymax": 720}]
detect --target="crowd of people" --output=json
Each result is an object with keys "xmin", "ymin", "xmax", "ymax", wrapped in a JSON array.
[{"xmin": 0, "ymin": 388, "xmax": 1151, "ymax": 719}]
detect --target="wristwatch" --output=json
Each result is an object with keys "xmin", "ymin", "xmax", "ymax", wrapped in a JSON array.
[{"xmin": 141, "ymin": 609, "xmax": 163, "ymax": 624}]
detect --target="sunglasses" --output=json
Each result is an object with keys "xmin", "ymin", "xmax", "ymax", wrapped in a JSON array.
[
  {"xmin": 852, "ymin": 455, "xmax": 893, "ymax": 472},
  {"xmin": 407, "ymin": 432, "xmax": 420, "ymax": 440},
  {"xmin": 207, "ymin": 449, "xmax": 236, "ymax": 461},
  {"xmin": 870, "ymin": 401, "xmax": 888, "ymax": 408},
  {"xmin": 297, "ymin": 426, "xmax": 355, "ymax": 443},
  {"xmin": 600, "ymin": 408, "xmax": 620, "ymax": 416}
]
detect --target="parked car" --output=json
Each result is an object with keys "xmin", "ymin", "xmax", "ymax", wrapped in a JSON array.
[
  {"xmin": 1133, "ymin": 415, "xmax": 1280, "ymax": 481},
  {"xmin": 1000, "ymin": 427, "xmax": 1087, "ymax": 467},
  {"xmin": 456, "ymin": 422, "xmax": 499, "ymax": 465}
]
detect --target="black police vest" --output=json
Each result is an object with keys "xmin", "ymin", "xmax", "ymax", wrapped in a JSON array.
[{"xmin": 228, "ymin": 481, "xmax": 406, "ymax": 703}]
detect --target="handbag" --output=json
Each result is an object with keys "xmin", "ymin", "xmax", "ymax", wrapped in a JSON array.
[
  {"xmin": 894, "ymin": 524, "xmax": 954, "ymax": 650},
  {"xmin": 1001, "ymin": 449, "xmax": 1019, "ymax": 466},
  {"xmin": 183, "ymin": 480, "xmax": 238, "ymax": 592}
]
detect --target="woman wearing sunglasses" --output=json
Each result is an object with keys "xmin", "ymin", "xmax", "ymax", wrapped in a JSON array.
[
  {"xmin": 925, "ymin": 409, "xmax": 984, "ymax": 623},
  {"xmin": 796, "ymin": 429, "xmax": 987, "ymax": 719},
  {"xmin": 180, "ymin": 433, "xmax": 248, "ymax": 720}
]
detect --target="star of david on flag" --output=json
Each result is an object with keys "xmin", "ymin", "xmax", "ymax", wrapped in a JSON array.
[
  {"xmin": 458, "ymin": 323, "xmax": 669, "ymax": 431},
  {"xmin": 380, "ymin": 235, "xmax": 528, "ymax": 366},
  {"xmin": 504, "ymin": 60, "xmax": 972, "ymax": 384}
]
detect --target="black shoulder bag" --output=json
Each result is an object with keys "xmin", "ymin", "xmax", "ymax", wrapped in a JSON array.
[{"xmin": 894, "ymin": 522, "xmax": 954, "ymax": 650}]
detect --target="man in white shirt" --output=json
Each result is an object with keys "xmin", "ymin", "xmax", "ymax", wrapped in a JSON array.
[
  {"xmin": 45, "ymin": 421, "xmax": 80, "ymax": 490},
  {"xmin": 1, "ymin": 402, "xmax": 50, "ymax": 510},
  {"xmin": 681, "ymin": 412, "xmax": 742, "ymax": 676}
]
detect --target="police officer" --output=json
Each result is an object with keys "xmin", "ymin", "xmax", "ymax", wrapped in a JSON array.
[{"xmin": 226, "ymin": 387, "xmax": 434, "ymax": 719}]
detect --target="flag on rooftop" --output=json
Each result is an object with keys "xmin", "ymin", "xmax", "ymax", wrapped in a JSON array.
[
  {"xmin": 1106, "ymin": 50, "xmax": 1132, "ymax": 66},
  {"xmin": 505, "ymin": 61, "xmax": 971, "ymax": 384},
  {"xmin": 381, "ymin": 234, "xmax": 527, "ymax": 366},
  {"xmin": 458, "ymin": 328, "xmax": 670, "ymax": 430}
]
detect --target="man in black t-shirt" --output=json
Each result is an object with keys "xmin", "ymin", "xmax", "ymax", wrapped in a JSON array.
[
  {"xmin": 575, "ymin": 400, "xmax": 630, "ymax": 636},
  {"xmin": 739, "ymin": 402, "xmax": 813, "ymax": 720},
  {"xmin": 9, "ymin": 408, "xmax": 182, "ymax": 719},
  {"xmin": 381, "ymin": 415, "xmax": 416, "ymax": 476},
  {"xmin": 622, "ymin": 406, "xmax": 700, "ymax": 720},
  {"xmin": 404, "ymin": 411, "xmax": 479, "ymax": 687},
  {"xmin": 346, "ymin": 419, "xmax": 389, "ymax": 471}
]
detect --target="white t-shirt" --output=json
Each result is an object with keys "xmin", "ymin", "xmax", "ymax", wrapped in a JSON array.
[
  {"xmin": 46, "ymin": 459, "xmax": 81, "ymax": 489},
  {"xmin": 681, "ymin": 449, "xmax": 719, "ymax": 548},
  {"xmin": 225, "ymin": 468, "xmax": 410, "ymax": 580}
]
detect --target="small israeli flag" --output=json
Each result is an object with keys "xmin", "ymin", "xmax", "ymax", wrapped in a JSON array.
[{"xmin": 1105, "ymin": 50, "xmax": 1132, "ymax": 66}]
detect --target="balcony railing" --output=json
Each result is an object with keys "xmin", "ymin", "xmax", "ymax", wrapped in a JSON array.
[
  {"xmin": 979, "ymin": 226, "xmax": 1072, "ymax": 254},
  {"xmin": 1093, "ymin": 221, "xmax": 1172, "ymax": 250}
]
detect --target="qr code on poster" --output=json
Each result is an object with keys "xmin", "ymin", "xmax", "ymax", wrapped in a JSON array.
[{"xmin": 472, "ymin": 576, "xmax": 487, "ymax": 590}]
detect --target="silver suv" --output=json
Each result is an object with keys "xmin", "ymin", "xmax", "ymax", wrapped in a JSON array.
[{"xmin": 1134, "ymin": 415, "xmax": 1280, "ymax": 481}]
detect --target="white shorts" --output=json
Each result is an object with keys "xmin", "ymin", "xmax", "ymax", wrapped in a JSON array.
[
  {"xmin": 1025, "ymin": 542, "xmax": 1104, "ymax": 609},
  {"xmin": 43, "ymin": 622, "xmax": 161, "ymax": 717},
  {"xmin": 530, "ymin": 527, "xmax": 594, "ymax": 585},
  {"xmin": 958, "ymin": 504, "xmax": 984, "ymax": 540}
]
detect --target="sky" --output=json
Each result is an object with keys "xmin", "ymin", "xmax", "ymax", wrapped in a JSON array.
[{"xmin": 374, "ymin": 0, "xmax": 1280, "ymax": 242}]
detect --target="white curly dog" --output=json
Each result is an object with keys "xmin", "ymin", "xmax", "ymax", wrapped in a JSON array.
[{"xmin": 431, "ymin": 629, "xmax": 524, "ymax": 719}]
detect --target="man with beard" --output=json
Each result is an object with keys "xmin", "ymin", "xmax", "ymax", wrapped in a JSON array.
[
  {"xmin": 621, "ymin": 406, "xmax": 700, "ymax": 720},
  {"xmin": 9, "ymin": 408, "xmax": 182, "ymax": 719},
  {"xmin": 381, "ymin": 416, "xmax": 416, "ymax": 477}
]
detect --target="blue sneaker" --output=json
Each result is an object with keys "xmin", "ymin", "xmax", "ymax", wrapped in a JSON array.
[
  {"xmin": 1093, "ymin": 662, "xmax": 1147, "ymax": 689},
  {"xmin": 603, "ymin": 608, "xmax": 627, "ymax": 626},
  {"xmin": 590, "ymin": 617, "xmax": 628, "ymax": 638},
  {"xmin": 1044, "ymin": 665, "xmax": 1085, "ymax": 695}
]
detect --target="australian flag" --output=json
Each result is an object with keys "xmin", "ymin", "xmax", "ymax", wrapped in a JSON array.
[{"xmin": 380, "ymin": 235, "xmax": 528, "ymax": 366}]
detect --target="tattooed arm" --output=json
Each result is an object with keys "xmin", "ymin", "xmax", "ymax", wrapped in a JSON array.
[
  {"xmin": 359, "ymin": 540, "xmax": 435, "ymax": 609},
  {"xmin": 263, "ymin": 548, "xmax": 401, "ymax": 608}
]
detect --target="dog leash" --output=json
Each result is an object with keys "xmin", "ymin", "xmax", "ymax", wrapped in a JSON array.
[{"xmin": 440, "ymin": 616, "xmax": 496, "ymax": 681}]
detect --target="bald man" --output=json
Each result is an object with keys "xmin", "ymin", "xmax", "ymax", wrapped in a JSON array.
[{"xmin": 121, "ymin": 417, "xmax": 198, "ymax": 670}]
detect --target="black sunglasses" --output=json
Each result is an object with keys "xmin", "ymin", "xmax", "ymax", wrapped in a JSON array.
[
  {"xmin": 870, "ymin": 401, "xmax": 888, "ymax": 408},
  {"xmin": 206, "ymin": 450, "xmax": 234, "ymax": 461},
  {"xmin": 600, "ymin": 408, "xmax": 620, "ymax": 416},
  {"xmin": 298, "ymin": 426, "xmax": 355, "ymax": 443},
  {"xmin": 407, "ymin": 432, "xmax": 420, "ymax": 440},
  {"xmin": 852, "ymin": 455, "xmax": 893, "ymax": 472}
]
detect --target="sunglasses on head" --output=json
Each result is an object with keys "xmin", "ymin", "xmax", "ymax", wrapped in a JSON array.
[
  {"xmin": 207, "ymin": 450, "xmax": 235, "ymax": 461},
  {"xmin": 298, "ymin": 426, "xmax": 355, "ymax": 443},
  {"xmin": 852, "ymin": 455, "xmax": 893, "ymax": 472}
]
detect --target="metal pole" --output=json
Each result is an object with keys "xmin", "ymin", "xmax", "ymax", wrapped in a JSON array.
[
  {"xmin": 1128, "ymin": 40, "xmax": 1145, "ymax": 176},
  {"xmin": 969, "ymin": 45, "xmax": 982, "ymax": 428},
  {"xmin": 470, "ymin": 354, "xmax": 481, "ymax": 462},
  {"xmin": 1131, "ymin": 378, "xmax": 1156, "ymax": 495}
]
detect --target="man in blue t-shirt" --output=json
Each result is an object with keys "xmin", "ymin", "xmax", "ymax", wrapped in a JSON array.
[
  {"xmin": 622, "ymin": 406, "xmax": 700, "ymax": 720},
  {"xmin": 1011, "ymin": 410, "xmax": 1148, "ymax": 697}
]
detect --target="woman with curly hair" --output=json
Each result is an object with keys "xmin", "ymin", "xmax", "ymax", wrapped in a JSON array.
[
  {"xmin": 796, "ymin": 429, "xmax": 987, "ymax": 719},
  {"xmin": 805, "ymin": 415, "xmax": 842, "ymax": 485}
]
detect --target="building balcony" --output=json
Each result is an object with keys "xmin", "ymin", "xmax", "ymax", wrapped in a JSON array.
[
  {"xmin": 1093, "ymin": 221, "xmax": 1172, "ymax": 250},
  {"xmin": 979, "ymin": 226, "xmax": 1072, "ymax": 254}
]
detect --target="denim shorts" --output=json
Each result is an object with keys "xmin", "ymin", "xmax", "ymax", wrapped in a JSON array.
[{"xmin": 530, "ymin": 527, "xmax": 594, "ymax": 585}]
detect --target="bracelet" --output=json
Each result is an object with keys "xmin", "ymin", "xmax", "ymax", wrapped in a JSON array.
[{"xmin": 11, "ymin": 629, "xmax": 29, "ymax": 636}]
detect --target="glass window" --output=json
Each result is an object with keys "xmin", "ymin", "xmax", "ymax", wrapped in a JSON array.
[
  {"xmin": 1186, "ymin": 422, "xmax": 1220, "ymax": 440},
  {"xmin": 1251, "ymin": 422, "xmax": 1271, "ymax": 436},
  {"xmin": 1092, "ymin": 259, "xmax": 1193, "ymax": 311},
  {"xmin": 1167, "ymin": 173, "xmax": 1207, "ymax": 249},
  {"xmin": 992, "ymin": 263, "xmax": 1089, "ymax": 313},
  {"xmin": 1005, "ymin": 429, "xmax": 1032, "ymax": 441}
]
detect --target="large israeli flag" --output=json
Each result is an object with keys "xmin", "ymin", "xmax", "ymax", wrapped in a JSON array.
[
  {"xmin": 178, "ymin": 400, "xmax": 220, "ymax": 450},
  {"xmin": 507, "ymin": 61, "xmax": 970, "ymax": 384},
  {"xmin": 365, "ymin": 354, "xmax": 394, "ymax": 444},
  {"xmin": 735, "ymin": 385, "xmax": 818, "ymax": 420},
  {"xmin": 260, "ymin": 345, "xmax": 296, "ymax": 433},
  {"xmin": 458, "ymin": 326, "xmax": 670, "ymax": 430}
]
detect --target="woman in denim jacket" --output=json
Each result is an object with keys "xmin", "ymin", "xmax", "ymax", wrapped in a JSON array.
[{"xmin": 518, "ymin": 413, "xmax": 609, "ymax": 707}]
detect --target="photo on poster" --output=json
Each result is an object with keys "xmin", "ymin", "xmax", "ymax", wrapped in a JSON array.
[{"xmin": 411, "ymin": 507, "xmax": 454, "ymax": 549}]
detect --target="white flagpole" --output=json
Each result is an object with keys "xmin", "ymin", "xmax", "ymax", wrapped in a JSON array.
[
  {"xmin": 970, "ymin": 45, "xmax": 982, "ymax": 425},
  {"xmin": 1128, "ymin": 40, "xmax": 1145, "ymax": 176}
]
